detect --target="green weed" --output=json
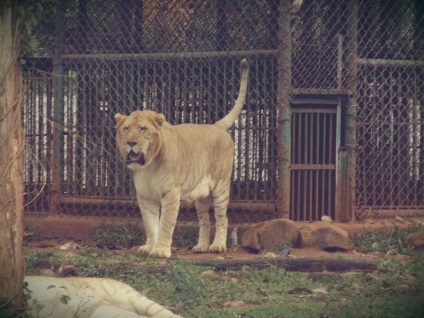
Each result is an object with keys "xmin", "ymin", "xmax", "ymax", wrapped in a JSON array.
[
  {"xmin": 94, "ymin": 221, "xmax": 145, "ymax": 249},
  {"xmin": 164, "ymin": 262, "xmax": 207, "ymax": 307},
  {"xmin": 353, "ymin": 226, "xmax": 412, "ymax": 254},
  {"xmin": 23, "ymin": 248, "xmax": 424, "ymax": 318}
]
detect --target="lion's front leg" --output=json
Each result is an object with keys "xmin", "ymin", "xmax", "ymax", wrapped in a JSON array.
[
  {"xmin": 137, "ymin": 195, "xmax": 160, "ymax": 255},
  {"xmin": 149, "ymin": 189, "xmax": 180, "ymax": 258},
  {"xmin": 192, "ymin": 196, "xmax": 211, "ymax": 253}
]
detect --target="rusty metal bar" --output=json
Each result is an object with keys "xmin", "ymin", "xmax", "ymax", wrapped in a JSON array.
[
  {"xmin": 290, "ymin": 164, "xmax": 336, "ymax": 170},
  {"xmin": 57, "ymin": 196, "xmax": 276, "ymax": 214},
  {"xmin": 358, "ymin": 59, "xmax": 424, "ymax": 67},
  {"xmin": 62, "ymin": 50, "xmax": 278, "ymax": 61}
]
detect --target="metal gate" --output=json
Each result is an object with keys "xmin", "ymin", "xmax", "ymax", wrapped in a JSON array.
[{"xmin": 290, "ymin": 98, "xmax": 341, "ymax": 221}]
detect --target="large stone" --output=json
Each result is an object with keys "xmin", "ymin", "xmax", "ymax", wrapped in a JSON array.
[
  {"xmin": 241, "ymin": 219, "xmax": 300, "ymax": 252},
  {"xmin": 299, "ymin": 222, "xmax": 353, "ymax": 251},
  {"xmin": 406, "ymin": 230, "xmax": 424, "ymax": 250}
]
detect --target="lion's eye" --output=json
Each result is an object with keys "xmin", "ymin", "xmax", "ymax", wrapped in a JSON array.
[
  {"xmin": 122, "ymin": 126, "xmax": 129, "ymax": 132},
  {"xmin": 139, "ymin": 126, "xmax": 147, "ymax": 132}
]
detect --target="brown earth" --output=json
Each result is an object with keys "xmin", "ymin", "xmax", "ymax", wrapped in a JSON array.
[{"xmin": 24, "ymin": 215, "xmax": 421, "ymax": 264}]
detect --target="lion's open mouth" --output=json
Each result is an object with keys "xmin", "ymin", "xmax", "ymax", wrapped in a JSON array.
[{"xmin": 126, "ymin": 151, "xmax": 145, "ymax": 166}]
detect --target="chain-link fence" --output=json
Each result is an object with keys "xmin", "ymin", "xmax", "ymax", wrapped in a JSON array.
[{"xmin": 22, "ymin": 0, "xmax": 424, "ymax": 223}]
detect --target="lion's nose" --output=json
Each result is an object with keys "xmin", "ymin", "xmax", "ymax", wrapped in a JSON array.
[{"xmin": 127, "ymin": 141, "xmax": 138, "ymax": 147}]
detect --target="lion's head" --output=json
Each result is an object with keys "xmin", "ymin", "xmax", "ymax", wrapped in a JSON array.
[{"xmin": 115, "ymin": 110, "xmax": 165, "ymax": 169}]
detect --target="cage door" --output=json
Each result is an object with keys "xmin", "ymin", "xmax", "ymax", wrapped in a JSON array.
[{"xmin": 290, "ymin": 102, "xmax": 339, "ymax": 221}]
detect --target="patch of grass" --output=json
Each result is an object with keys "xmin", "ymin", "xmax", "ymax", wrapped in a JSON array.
[
  {"xmin": 24, "ymin": 248, "xmax": 424, "ymax": 318},
  {"xmin": 23, "ymin": 225, "xmax": 39, "ymax": 242},
  {"xmin": 93, "ymin": 221, "xmax": 145, "ymax": 249},
  {"xmin": 25, "ymin": 250, "xmax": 63, "ymax": 274},
  {"xmin": 277, "ymin": 239, "xmax": 292, "ymax": 251},
  {"xmin": 164, "ymin": 262, "xmax": 208, "ymax": 307},
  {"xmin": 172, "ymin": 227, "xmax": 199, "ymax": 248},
  {"xmin": 353, "ymin": 226, "xmax": 413, "ymax": 254}
]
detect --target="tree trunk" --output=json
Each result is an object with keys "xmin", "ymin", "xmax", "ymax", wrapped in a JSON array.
[{"xmin": 0, "ymin": 0, "xmax": 25, "ymax": 311}]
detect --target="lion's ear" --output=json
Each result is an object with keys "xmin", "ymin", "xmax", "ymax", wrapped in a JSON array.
[
  {"xmin": 114, "ymin": 113, "xmax": 126, "ymax": 129},
  {"xmin": 155, "ymin": 113, "xmax": 165, "ymax": 126}
]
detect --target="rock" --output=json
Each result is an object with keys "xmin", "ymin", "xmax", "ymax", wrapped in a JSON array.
[
  {"xmin": 309, "ymin": 272, "xmax": 342, "ymax": 282},
  {"xmin": 371, "ymin": 242, "xmax": 379, "ymax": 251},
  {"xmin": 59, "ymin": 241, "xmax": 80, "ymax": 250},
  {"xmin": 263, "ymin": 251, "xmax": 279, "ymax": 258},
  {"xmin": 58, "ymin": 265, "xmax": 78, "ymax": 277},
  {"xmin": 223, "ymin": 300, "xmax": 247, "ymax": 308},
  {"xmin": 278, "ymin": 248, "xmax": 290, "ymax": 257},
  {"xmin": 287, "ymin": 287, "xmax": 312, "ymax": 295},
  {"xmin": 240, "ymin": 219, "xmax": 300, "ymax": 252},
  {"xmin": 406, "ymin": 230, "xmax": 424, "ymax": 250},
  {"xmin": 321, "ymin": 215, "xmax": 333, "ymax": 223},
  {"xmin": 298, "ymin": 222, "xmax": 353, "ymax": 251},
  {"xmin": 385, "ymin": 248, "xmax": 398, "ymax": 255},
  {"xmin": 395, "ymin": 216, "xmax": 405, "ymax": 223},
  {"xmin": 200, "ymin": 270, "xmax": 220, "ymax": 279},
  {"xmin": 312, "ymin": 288, "xmax": 328, "ymax": 295}
]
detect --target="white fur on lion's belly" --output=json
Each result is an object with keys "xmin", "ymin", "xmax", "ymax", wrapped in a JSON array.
[{"xmin": 180, "ymin": 176, "xmax": 213, "ymax": 202}]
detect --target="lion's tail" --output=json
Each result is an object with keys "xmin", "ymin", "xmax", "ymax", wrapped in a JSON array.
[{"xmin": 214, "ymin": 59, "xmax": 249, "ymax": 129}]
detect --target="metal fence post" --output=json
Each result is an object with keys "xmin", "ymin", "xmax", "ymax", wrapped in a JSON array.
[
  {"xmin": 50, "ymin": 0, "xmax": 66, "ymax": 213},
  {"xmin": 343, "ymin": 0, "xmax": 358, "ymax": 221},
  {"xmin": 276, "ymin": 0, "xmax": 292, "ymax": 219}
]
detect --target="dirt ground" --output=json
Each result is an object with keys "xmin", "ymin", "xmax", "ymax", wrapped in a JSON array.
[{"xmin": 24, "ymin": 215, "xmax": 421, "ymax": 264}]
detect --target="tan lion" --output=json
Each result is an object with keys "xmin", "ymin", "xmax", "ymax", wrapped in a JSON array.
[{"xmin": 115, "ymin": 59, "xmax": 249, "ymax": 258}]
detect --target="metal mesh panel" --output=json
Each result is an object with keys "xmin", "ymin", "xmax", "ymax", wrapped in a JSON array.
[
  {"xmin": 356, "ymin": 0, "xmax": 424, "ymax": 217},
  {"xmin": 22, "ymin": 0, "xmax": 424, "ymax": 223}
]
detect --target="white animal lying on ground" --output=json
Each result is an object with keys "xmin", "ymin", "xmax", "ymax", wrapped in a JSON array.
[{"xmin": 24, "ymin": 276, "xmax": 183, "ymax": 318}]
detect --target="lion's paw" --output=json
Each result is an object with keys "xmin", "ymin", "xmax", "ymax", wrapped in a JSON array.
[
  {"xmin": 209, "ymin": 243, "xmax": 227, "ymax": 253},
  {"xmin": 192, "ymin": 244, "xmax": 210, "ymax": 253},
  {"xmin": 137, "ymin": 245, "xmax": 153, "ymax": 255},
  {"xmin": 149, "ymin": 246, "xmax": 171, "ymax": 258}
]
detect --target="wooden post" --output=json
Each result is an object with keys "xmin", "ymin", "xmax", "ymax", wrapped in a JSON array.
[
  {"xmin": 276, "ymin": 0, "xmax": 292, "ymax": 219},
  {"xmin": 0, "ymin": 0, "xmax": 25, "ymax": 310},
  {"xmin": 50, "ymin": 0, "xmax": 66, "ymax": 213},
  {"xmin": 343, "ymin": 0, "xmax": 358, "ymax": 221}
]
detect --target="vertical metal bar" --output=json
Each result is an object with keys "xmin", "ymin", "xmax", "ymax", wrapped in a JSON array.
[
  {"xmin": 330, "ymin": 113, "xmax": 334, "ymax": 163},
  {"xmin": 297, "ymin": 113, "xmax": 301, "ymax": 165},
  {"xmin": 323, "ymin": 113, "xmax": 327, "ymax": 164},
  {"xmin": 308, "ymin": 113, "xmax": 313, "ymax": 220},
  {"xmin": 342, "ymin": 0, "xmax": 358, "ymax": 221},
  {"xmin": 389, "ymin": 67, "xmax": 394, "ymax": 206},
  {"xmin": 371, "ymin": 66, "xmax": 377, "ymax": 206},
  {"xmin": 276, "ymin": 0, "xmax": 292, "ymax": 219},
  {"xmin": 305, "ymin": 113, "xmax": 308, "ymax": 164},
  {"xmin": 309, "ymin": 170, "xmax": 313, "ymax": 220},
  {"xmin": 50, "ymin": 0, "xmax": 66, "ymax": 213},
  {"xmin": 328, "ymin": 169, "xmax": 332, "ymax": 217},
  {"xmin": 335, "ymin": 97, "xmax": 342, "ymax": 220},
  {"xmin": 290, "ymin": 112, "xmax": 295, "ymax": 219},
  {"xmin": 316, "ymin": 113, "xmax": 320, "ymax": 164},
  {"xmin": 309, "ymin": 113, "xmax": 313, "ymax": 164}
]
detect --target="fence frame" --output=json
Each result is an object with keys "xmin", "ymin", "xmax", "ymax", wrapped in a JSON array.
[{"xmin": 22, "ymin": 0, "xmax": 424, "ymax": 222}]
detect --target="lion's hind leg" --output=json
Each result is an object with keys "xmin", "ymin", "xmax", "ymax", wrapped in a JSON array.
[
  {"xmin": 209, "ymin": 183, "xmax": 229, "ymax": 253},
  {"xmin": 192, "ymin": 196, "xmax": 211, "ymax": 253}
]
